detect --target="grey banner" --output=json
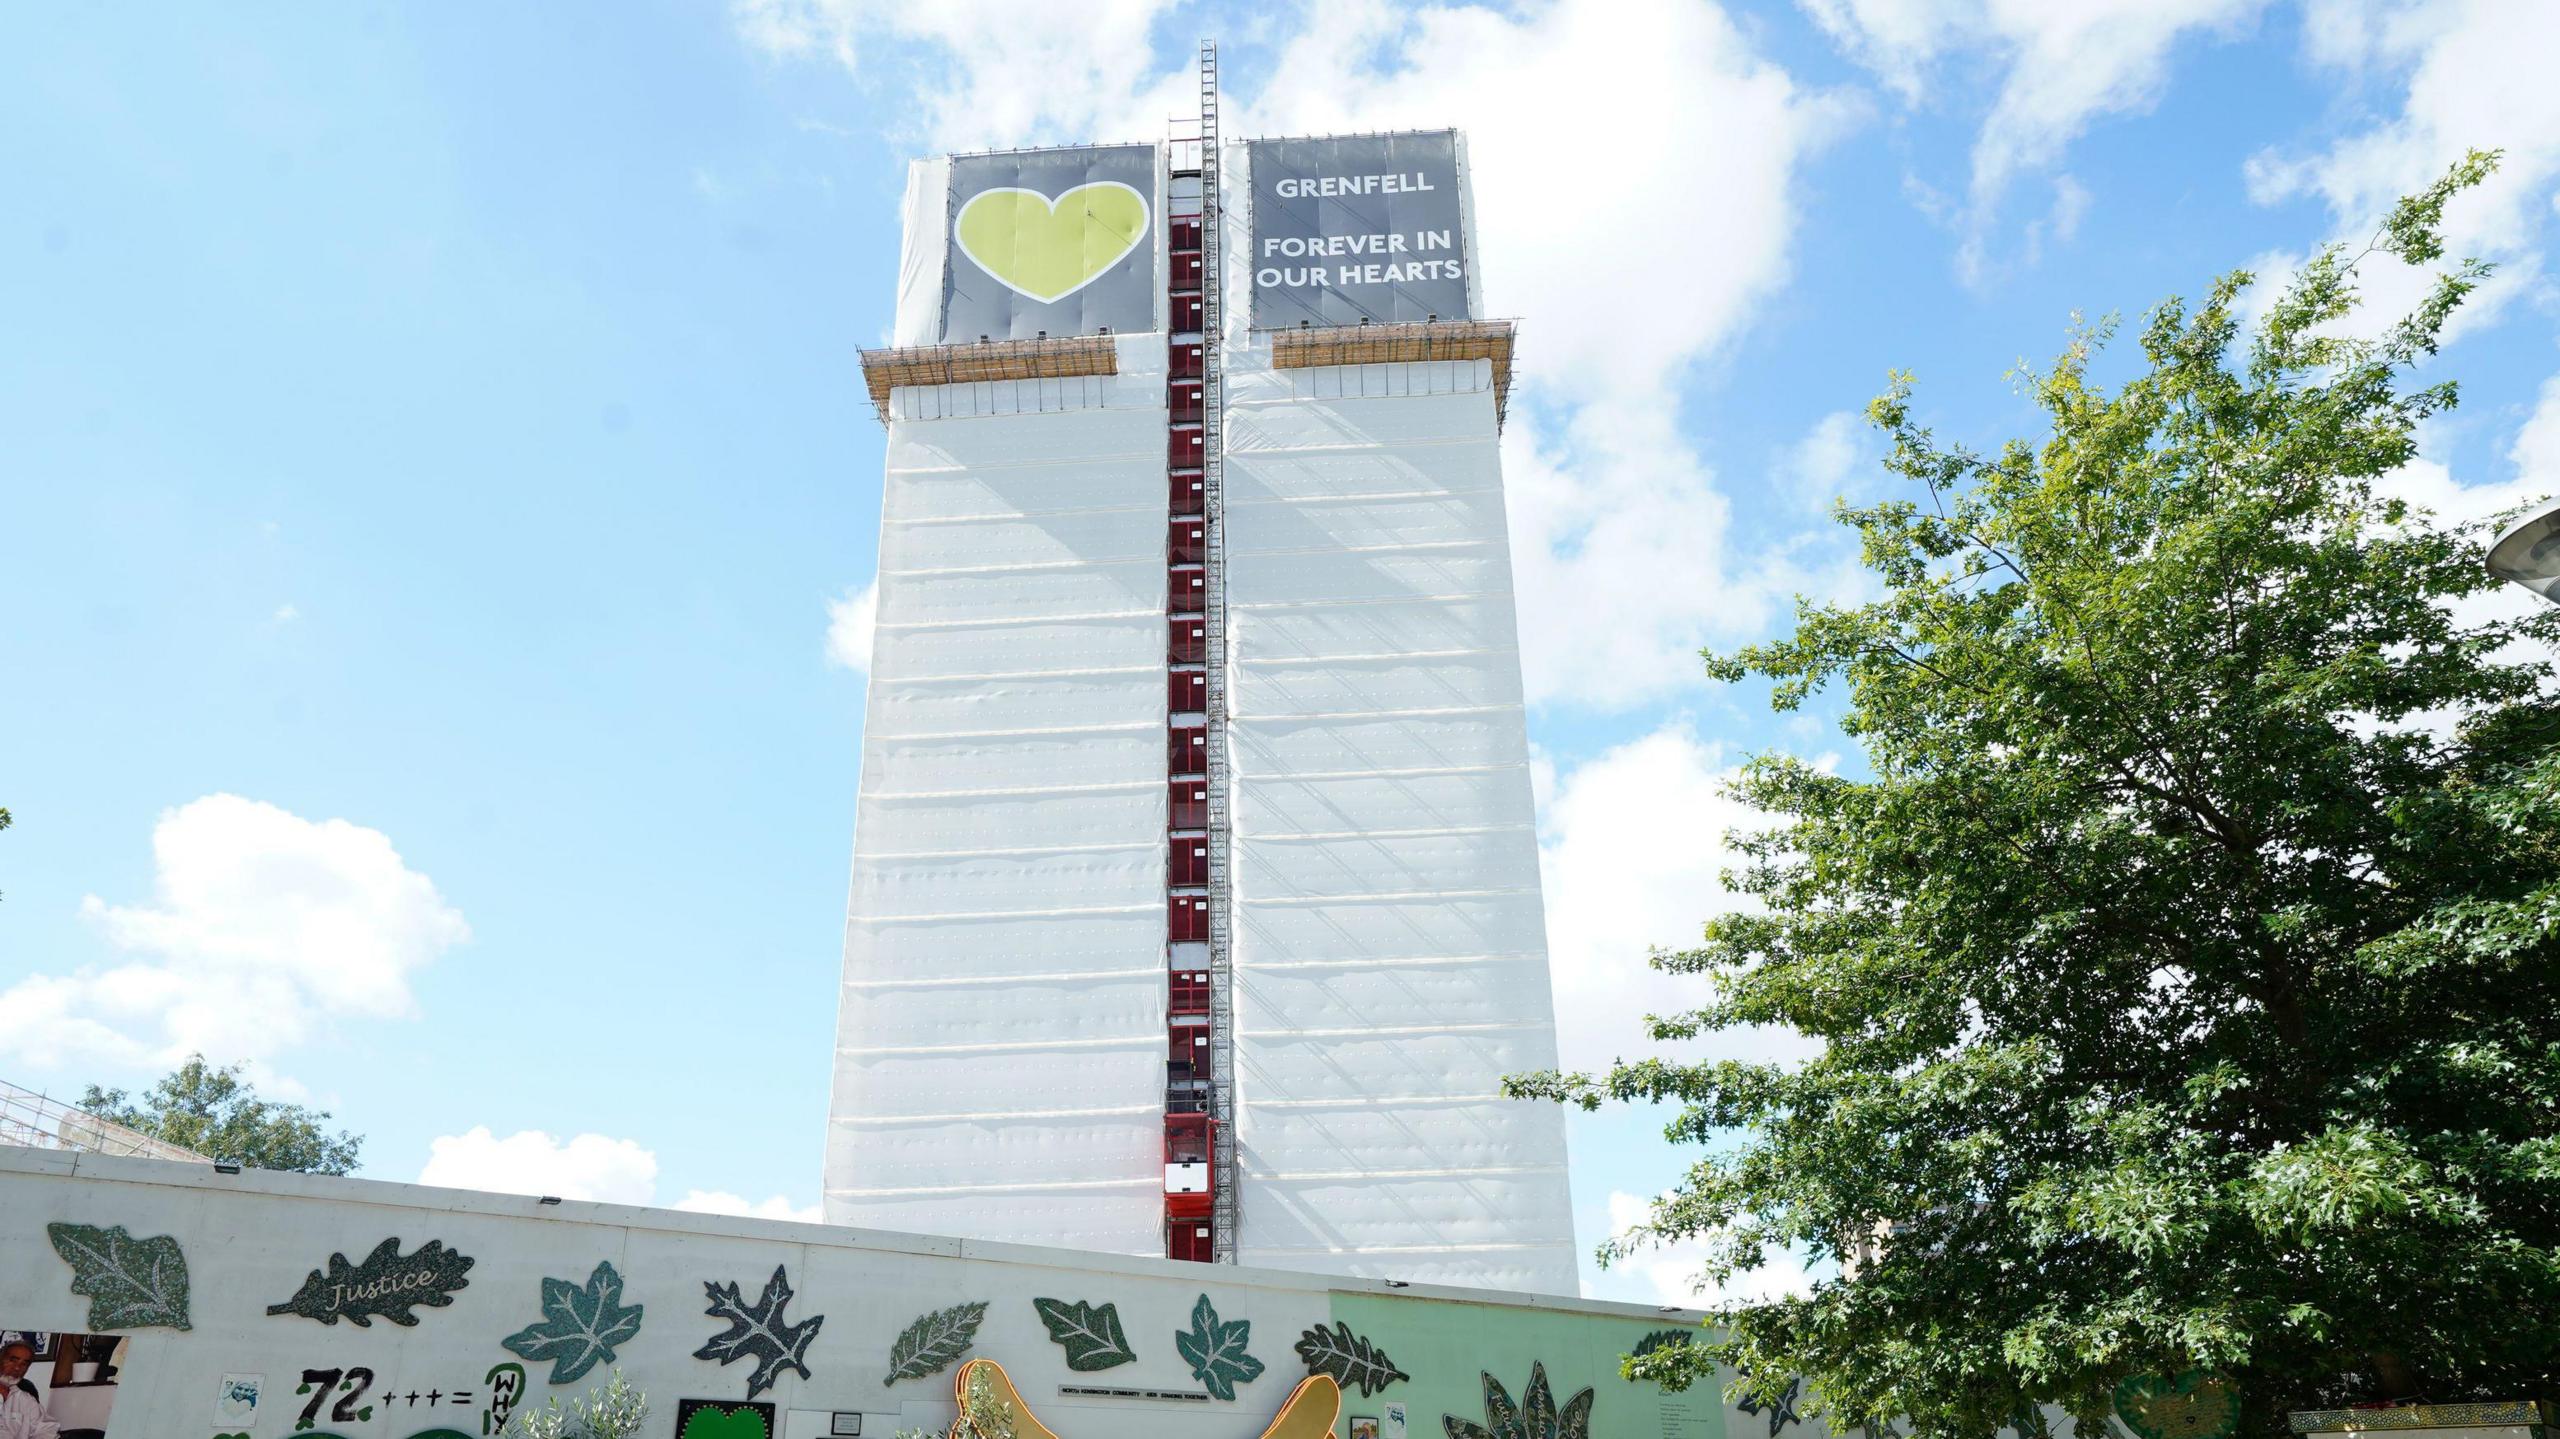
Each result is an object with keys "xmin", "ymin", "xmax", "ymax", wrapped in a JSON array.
[
  {"xmin": 1248, "ymin": 132, "xmax": 1470, "ymax": 328},
  {"xmin": 941, "ymin": 145, "xmax": 1157, "ymax": 344}
]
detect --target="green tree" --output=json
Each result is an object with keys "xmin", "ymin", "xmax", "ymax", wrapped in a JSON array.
[
  {"xmin": 1513, "ymin": 151, "xmax": 2560, "ymax": 1435},
  {"xmin": 81, "ymin": 1054, "xmax": 363, "ymax": 1174}
]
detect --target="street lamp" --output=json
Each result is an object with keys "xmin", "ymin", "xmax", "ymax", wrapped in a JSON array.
[{"xmin": 2484, "ymin": 500, "xmax": 2560, "ymax": 602}]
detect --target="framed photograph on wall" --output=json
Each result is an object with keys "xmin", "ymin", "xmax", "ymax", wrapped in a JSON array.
[{"xmin": 1352, "ymin": 1416, "xmax": 1381, "ymax": 1439}]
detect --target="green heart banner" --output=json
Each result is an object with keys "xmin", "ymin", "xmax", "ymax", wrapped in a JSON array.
[
  {"xmin": 939, "ymin": 144, "xmax": 1155, "ymax": 343},
  {"xmin": 956, "ymin": 183, "xmax": 1148, "ymax": 303}
]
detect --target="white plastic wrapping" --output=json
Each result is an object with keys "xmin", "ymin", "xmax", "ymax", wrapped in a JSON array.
[
  {"xmin": 1224, "ymin": 357, "xmax": 1579, "ymax": 1294},
  {"xmin": 826, "ymin": 360, "xmax": 1173, "ymax": 1256},
  {"xmin": 892, "ymin": 156, "xmax": 952, "ymax": 348}
]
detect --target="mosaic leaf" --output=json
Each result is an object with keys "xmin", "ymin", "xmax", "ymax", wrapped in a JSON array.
[
  {"xmin": 1294, "ymin": 1320, "xmax": 1409, "ymax": 1396},
  {"xmin": 1739, "ymin": 1376, "xmax": 1804, "ymax": 1437},
  {"xmin": 1032, "ymin": 1297, "xmax": 1137, "ymax": 1372},
  {"xmin": 265, "ymin": 1237, "xmax": 474, "ymax": 1327},
  {"xmin": 1443, "ymin": 1364, "xmax": 1593, "ymax": 1439},
  {"xmin": 45, "ymin": 1221, "xmax": 192, "ymax": 1330},
  {"xmin": 696, "ymin": 1265, "xmax": 824, "ymax": 1401},
  {"xmin": 501, "ymin": 1260, "xmax": 646, "ymax": 1385},
  {"xmin": 884, "ymin": 1301, "xmax": 987, "ymax": 1386},
  {"xmin": 1560, "ymin": 1388, "xmax": 1594, "ymax": 1439},
  {"xmin": 1173, "ymin": 1293, "xmax": 1264, "ymax": 1402}
]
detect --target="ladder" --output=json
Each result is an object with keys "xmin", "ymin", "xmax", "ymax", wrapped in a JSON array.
[{"xmin": 1196, "ymin": 38, "xmax": 1240, "ymax": 1265}]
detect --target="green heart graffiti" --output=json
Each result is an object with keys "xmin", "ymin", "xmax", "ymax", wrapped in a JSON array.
[
  {"xmin": 955, "ymin": 183, "xmax": 1149, "ymax": 303},
  {"xmin": 678, "ymin": 1402, "xmax": 774, "ymax": 1439}
]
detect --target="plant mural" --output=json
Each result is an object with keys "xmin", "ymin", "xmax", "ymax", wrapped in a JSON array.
[
  {"xmin": 1174, "ymin": 1293, "xmax": 1264, "ymax": 1401},
  {"xmin": 884, "ymin": 1300, "xmax": 988, "ymax": 1386},
  {"xmin": 266, "ymin": 1237, "xmax": 475, "ymax": 1326},
  {"xmin": 500, "ymin": 1260, "xmax": 647, "ymax": 1385},
  {"xmin": 1032, "ymin": 1296, "xmax": 1137, "ymax": 1372},
  {"xmin": 951, "ymin": 1358, "xmax": 1341, "ymax": 1439},
  {"xmin": 1293, "ymin": 1320, "xmax": 1408, "ymax": 1397},
  {"xmin": 1738, "ymin": 1377, "xmax": 1804, "ymax": 1437},
  {"xmin": 694, "ymin": 1265, "xmax": 823, "ymax": 1401},
  {"xmin": 44, "ymin": 1220, "xmax": 191, "ymax": 1330},
  {"xmin": 1442, "ymin": 1364, "xmax": 1593, "ymax": 1439}
]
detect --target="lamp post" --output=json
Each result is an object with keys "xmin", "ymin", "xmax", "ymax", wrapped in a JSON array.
[{"xmin": 2484, "ymin": 500, "xmax": 2560, "ymax": 602}]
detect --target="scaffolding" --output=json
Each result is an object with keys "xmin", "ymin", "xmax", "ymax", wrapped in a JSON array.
[
  {"xmin": 0, "ymin": 1079, "xmax": 208, "ymax": 1163},
  {"xmin": 1270, "ymin": 319, "xmax": 1519, "ymax": 427},
  {"xmin": 1194, "ymin": 38, "xmax": 1241, "ymax": 1267},
  {"xmin": 856, "ymin": 334, "xmax": 1120, "ymax": 422}
]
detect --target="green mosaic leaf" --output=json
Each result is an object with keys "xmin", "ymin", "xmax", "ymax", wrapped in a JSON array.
[
  {"xmin": 45, "ymin": 1221, "xmax": 191, "ymax": 1330},
  {"xmin": 1443, "ymin": 1365, "xmax": 1594, "ymax": 1439},
  {"xmin": 695, "ymin": 1265, "xmax": 824, "ymax": 1401},
  {"xmin": 1033, "ymin": 1297, "xmax": 1137, "ymax": 1372},
  {"xmin": 1293, "ymin": 1320, "xmax": 1408, "ymax": 1396},
  {"xmin": 883, "ymin": 1301, "xmax": 987, "ymax": 1385},
  {"xmin": 1173, "ymin": 1293, "xmax": 1263, "ymax": 1402},
  {"xmin": 1560, "ymin": 1388, "xmax": 1594, "ymax": 1439},
  {"xmin": 265, "ymin": 1236, "xmax": 474, "ymax": 1327},
  {"xmin": 500, "ymin": 1260, "xmax": 646, "ymax": 1385}
]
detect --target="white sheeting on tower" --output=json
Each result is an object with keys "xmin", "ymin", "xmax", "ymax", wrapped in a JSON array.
[
  {"xmin": 825, "ymin": 352, "xmax": 1172, "ymax": 1253},
  {"xmin": 1223, "ymin": 354, "xmax": 1580, "ymax": 1295}
]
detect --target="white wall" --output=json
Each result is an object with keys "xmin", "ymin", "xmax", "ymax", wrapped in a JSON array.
[
  {"xmin": 1222, "ymin": 356, "xmax": 1579, "ymax": 1295},
  {"xmin": 1, "ymin": 1149, "xmax": 1687, "ymax": 1439},
  {"xmin": 826, "ymin": 354, "xmax": 1173, "ymax": 1257}
]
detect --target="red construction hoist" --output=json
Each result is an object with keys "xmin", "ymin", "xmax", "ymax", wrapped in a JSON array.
[{"xmin": 1162, "ymin": 41, "xmax": 1233, "ymax": 1264}]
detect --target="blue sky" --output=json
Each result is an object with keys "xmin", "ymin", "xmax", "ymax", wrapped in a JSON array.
[{"xmin": 5, "ymin": 0, "xmax": 2558, "ymax": 1302}]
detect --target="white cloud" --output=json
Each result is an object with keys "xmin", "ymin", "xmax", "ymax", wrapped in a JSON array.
[
  {"xmin": 730, "ymin": 0, "xmax": 1185, "ymax": 151},
  {"xmin": 1591, "ymin": 1189, "xmax": 1815, "ymax": 1306},
  {"xmin": 746, "ymin": 0, "xmax": 1849, "ymax": 709},
  {"xmin": 1242, "ymin": 0, "xmax": 1846, "ymax": 708},
  {"xmin": 1804, "ymin": 0, "xmax": 2264, "ymax": 278},
  {"xmin": 0, "ymin": 795, "xmax": 469, "ymax": 1072},
  {"xmin": 825, "ymin": 580, "xmax": 878, "ymax": 674},
  {"xmin": 1538, "ymin": 724, "xmax": 1816, "ymax": 1075},
  {"xmin": 419, "ymin": 1127, "xmax": 660, "ymax": 1205},
  {"xmin": 2250, "ymin": 0, "xmax": 2560, "ymax": 261},
  {"xmin": 675, "ymin": 1189, "xmax": 826, "ymax": 1224},
  {"xmin": 416, "ymin": 1131, "xmax": 821, "ymax": 1221},
  {"xmin": 271, "ymin": 603, "xmax": 300, "ymax": 624},
  {"xmin": 1241, "ymin": 0, "xmax": 1845, "ymax": 408}
]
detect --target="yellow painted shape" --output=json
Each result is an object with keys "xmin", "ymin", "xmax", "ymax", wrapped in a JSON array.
[
  {"xmin": 953, "ymin": 183, "xmax": 1149, "ymax": 303},
  {"xmin": 948, "ymin": 1359, "xmax": 1342, "ymax": 1439}
]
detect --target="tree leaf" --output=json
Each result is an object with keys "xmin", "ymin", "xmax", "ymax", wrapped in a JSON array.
[
  {"xmin": 884, "ymin": 1301, "xmax": 987, "ymax": 1386},
  {"xmin": 695, "ymin": 1265, "xmax": 825, "ymax": 1402},
  {"xmin": 1172, "ymin": 1293, "xmax": 1264, "ymax": 1401},
  {"xmin": 1293, "ymin": 1320, "xmax": 1409, "ymax": 1396},
  {"xmin": 500, "ymin": 1260, "xmax": 646, "ymax": 1384},
  {"xmin": 1032, "ymin": 1297, "xmax": 1137, "ymax": 1372},
  {"xmin": 45, "ymin": 1221, "xmax": 191, "ymax": 1331},
  {"xmin": 264, "ymin": 1237, "xmax": 474, "ymax": 1327}
]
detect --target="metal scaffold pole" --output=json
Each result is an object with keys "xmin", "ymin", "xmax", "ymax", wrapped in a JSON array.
[{"xmin": 1197, "ymin": 37, "xmax": 1239, "ymax": 1265}]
